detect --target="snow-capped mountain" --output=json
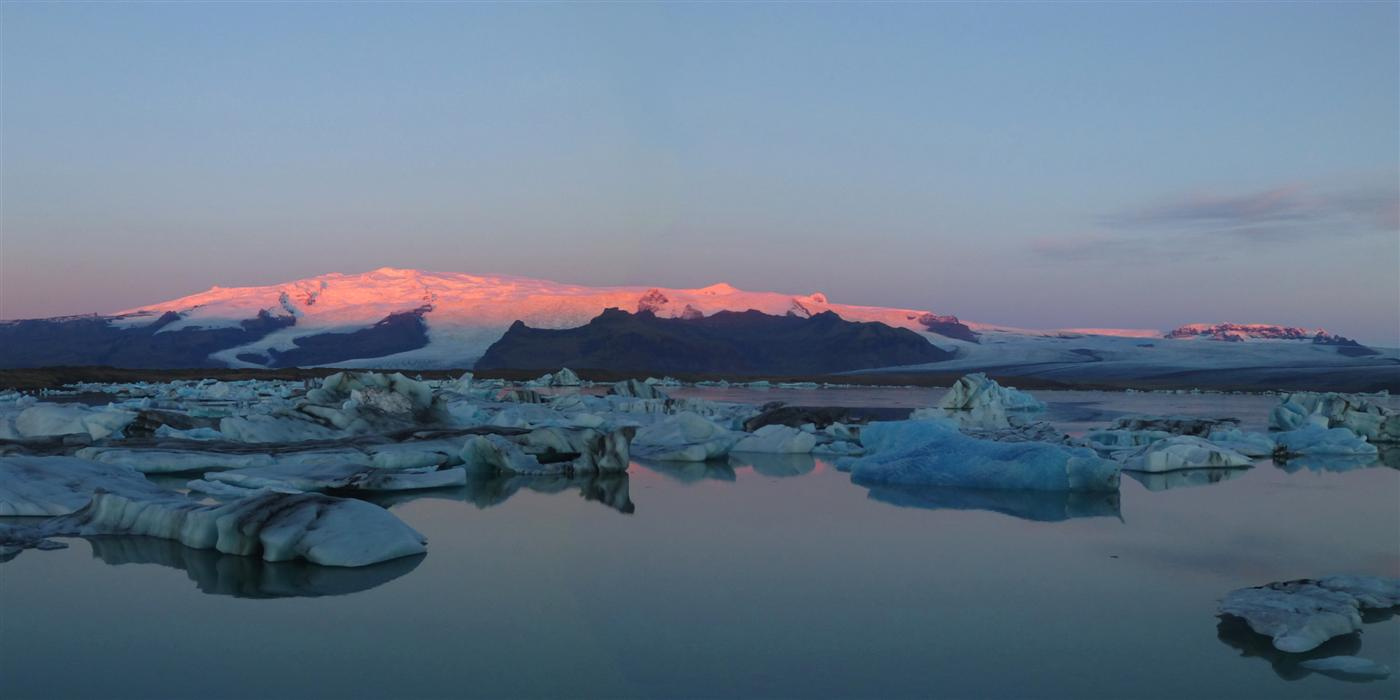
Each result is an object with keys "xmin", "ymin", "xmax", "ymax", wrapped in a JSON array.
[{"xmin": 0, "ymin": 267, "xmax": 1395, "ymax": 390}]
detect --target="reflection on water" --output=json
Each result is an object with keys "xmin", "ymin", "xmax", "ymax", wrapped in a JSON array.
[
  {"xmin": 730, "ymin": 453, "xmax": 817, "ymax": 478},
  {"xmin": 856, "ymin": 480, "xmax": 1122, "ymax": 522},
  {"xmin": 86, "ymin": 536, "xmax": 424, "ymax": 598},
  {"xmin": 1126, "ymin": 467, "xmax": 1250, "ymax": 491},
  {"xmin": 1275, "ymin": 455, "xmax": 1386, "ymax": 474},
  {"xmin": 1215, "ymin": 615, "xmax": 1391, "ymax": 683},
  {"xmin": 635, "ymin": 459, "xmax": 737, "ymax": 483},
  {"xmin": 366, "ymin": 473, "xmax": 635, "ymax": 514}
]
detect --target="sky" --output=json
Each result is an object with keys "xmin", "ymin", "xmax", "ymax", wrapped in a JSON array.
[{"xmin": 2, "ymin": 2, "xmax": 1397, "ymax": 344}]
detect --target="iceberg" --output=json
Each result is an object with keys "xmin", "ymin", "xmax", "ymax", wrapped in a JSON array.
[
  {"xmin": 1273, "ymin": 426, "xmax": 1378, "ymax": 457},
  {"xmin": 0, "ymin": 456, "xmax": 171, "ymax": 516},
  {"xmin": 845, "ymin": 420, "xmax": 1120, "ymax": 492},
  {"xmin": 1270, "ymin": 392, "xmax": 1400, "ymax": 443},
  {"xmin": 1083, "ymin": 429, "xmax": 1173, "ymax": 451},
  {"xmin": 731, "ymin": 425, "xmax": 817, "ymax": 454},
  {"xmin": 1205, "ymin": 428, "xmax": 1277, "ymax": 457},
  {"xmin": 938, "ymin": 373, "xmax": 1045, "ymax": 412},
  {"xmin": 1218, "ymin": 576, "xmax": 1400, "ymax": 653},
  {"xmin": 1108, "ymin": 415, "xmax": 1239, "ymax": 437},
  {"xmin": 54, "ymin": 490, "xmax": 427, "ymax": 567},
  {"xmin": 1118, "ymin": 436, "xmax": 1253, "ymax": 472},
  {"xmin": 608, "ymin": 378, "xmax": 669, "ymax": 400},
  {"xmin": 631, "ymin": 412, "xmax": 740, "ymax": 462},
  {"xmin": 10, "ymin": 403, "xmax": 136, "ymax": 441},
  {"xmin": 458, "ymin": 426, "xmax": 634, "ymax": 475}
]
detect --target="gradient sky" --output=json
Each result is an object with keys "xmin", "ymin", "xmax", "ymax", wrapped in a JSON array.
[{"xmin": 2, "ymin": 2, "xmax": 1397, "ymax": 343}]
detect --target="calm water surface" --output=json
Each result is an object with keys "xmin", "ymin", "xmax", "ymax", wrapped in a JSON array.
[{"xmin": 2, "ymin": 389, "xmax": 1398, "ymax": 699}]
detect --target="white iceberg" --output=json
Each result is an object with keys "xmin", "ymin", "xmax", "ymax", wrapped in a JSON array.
[
  {"xmin": 1118, "ymin": 436, "xmax": 1253, "ymax": 472},
  {"xmin": 937, "ymin": 373, "xmax": 1045, "ymax": 412},
  {"xmin": 0, "ymin": 456, "xmax": 171, "ymax": 516},
  {"xmin": 1218, "ymin": 576, "xmax": 1400, "ymax": 653},
  {"xmin": 631, "ymin": 412, "xmax": 740, "ymax": 462},
  {"xmin": 51, "ymin": 490, "xmax": 427, "ymax": 567},
  {"xmin": 10, "ymin": 403, "xmax": 136, "ymax": 441},
  {"xmin": 731, "ymin": 425, "xmax": 817, "ymax": 454},
  {"xmin": 845, "ymin": 420, "xmax": 1119, "ymax": 492},
  {"xmin": 1205, "ymin": 428, "xmax": 1277, "ymax": 457},
  {"xmin": 1270, "ymin": 392, "xmax": 1400, "ymax": 443},
  {"xmin": 1274, "ymin": 426, "xmax": 1378, "ymax": 457}
]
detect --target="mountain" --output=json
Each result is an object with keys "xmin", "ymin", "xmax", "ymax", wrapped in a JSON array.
[
  {"xmin": 475, "ymin": 308, "xmax": 953, "ymax": 375},
  {"xmin": 0, "ymin": 267, "xmax": 1395, "ymax": 390}
]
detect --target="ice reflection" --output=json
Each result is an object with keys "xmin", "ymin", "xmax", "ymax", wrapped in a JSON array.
[
  {"xmin": 857, "ymin": 481, "xmax": 1121, "ymax": 522},
  {"xmin": 1125, "ymin": 467, "xmax": 1248, "ymax": 491},
  {"xmin": 634, "ymin": 460, "xmax": 736, "ymax": 484},
  {"xmin": 1274, "ymin": 455, "xmax": 1384, "ymax": 473},
  {"xmin": 364, "ymin": 473, "xmax": 635, "ymax": 514},
  {"xmin": 729, "ymin": 453, "xmax": 817, "ymax": 478},
  {"xmin": 1216, "ymin": 615, "xmax": 1394, "ymax": 683},
  {"xmin": 85, "ymin": 536, "xmax": 423, "ymax": 598}
]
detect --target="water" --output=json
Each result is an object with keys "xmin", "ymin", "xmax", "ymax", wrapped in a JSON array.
[{"xmin": 2, "ymin": 390, "xmax": 1398, "ymax": 699}]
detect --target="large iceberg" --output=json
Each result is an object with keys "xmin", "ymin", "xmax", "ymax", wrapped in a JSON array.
[
  {"xmin": 51, "ymin": 490, "xmax": 427, "ymax": 567},
  {"xmin": 1270, "ymin": 392, "xmax": 1400, "ymax": 443},
  {"xmin": 844, "ymin": 420, "xmax": 1120, "ymax": 492},
  {"xmin": 458, "ymin": 426, "xmax": 634, "ymax": 475},
  {"xmin": 1218, "ymin": 576, "xmax": 1400, "ymax": 653},
  {"xmin": 3, "ymin": 403, "xmax": 136, "ymax": 441},
  {"xmin": 1273, "ymin": 426, "xmax": 1378, "ymax": 457}
]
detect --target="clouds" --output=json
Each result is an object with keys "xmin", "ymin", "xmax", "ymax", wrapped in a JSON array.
[{"xmin": 1035, "ymin": 178, "xmax": 1399, "ymax": 260}]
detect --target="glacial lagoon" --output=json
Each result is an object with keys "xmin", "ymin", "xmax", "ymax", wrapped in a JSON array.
[{"xmin": 2, "ymin": 388, "xmax": 1397, "ymax": 699}]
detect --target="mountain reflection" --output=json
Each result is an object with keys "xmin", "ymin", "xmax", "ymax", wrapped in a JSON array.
[
  {"xmin": 857, "ymin": 481, "xmax": 1121, "ymax": 522},
  {"xmin": 1125, "ymin": 467, "xmax": 1248, "ymax": 491},
  {"xmin": 86, "ymin": 536, "xmax": 423, "ymax": 599},
  {"xmin": 1215, "ymin": 615, "xmax": 1386, "ymax": 683}
]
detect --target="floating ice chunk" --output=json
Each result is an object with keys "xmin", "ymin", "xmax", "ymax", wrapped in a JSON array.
[
  {"xmin": 812, "ymin": 440, "xmax": 864, "ymax": 457},
  {"xmin": 1206, "ymin": 428, "xmax": 1277, "ymax": 457},
  {"xmin": 1274, "ymin": 426, "xmax": 1378, "ymax": 456},
  {"xmin": 631, "ymin": 412, "xmax": 740, "ymax": 462},
  {"xmin": 219, "ymin": 415, "xmax": 343, "ymax": 443},
  {"xmin": 75, "ymin": 446, "xmax": 275, "ymax": 474},
  {"xmin": 1084, "ymin": 429, "xmax": 1173, "ymax": 451},
  {"xmin": 1299, "ymin": 656, "xmax": 1392, "ymax": 679},
  {"xmin": 1108, "ymin": 415, "xmax": 1239, "ymax": 437},
  {"xmin": 195, "ymin": 463, "xmax": 467, "ymax": 495},
  {"xmin": 847, "ymin": 420, "xmax": 1119, "ymax": 492},
  {"xmin": 52, "ymin": 490, "xmax": 427, "ymax": 567},
  {"xmin": 732, "ymin": 425, "xmax": 817, "ymax": 454},
  {"xmin": 1270, "ymin": 392, "xmax": 1400, "ymax": 443},
  {"xmin": 937, "ymin": 373, "xmax": 1045, "ymax": 412},
  {"xmin": 460, "ymin": 434, "xmax": 551, "ymax": 475},
  {"xmin": 12, "ymin": 403, "xmax": 136, "ymax": 441},
  {"xmin": 1118, "ymin": 436, "xmax": 1253, "ymax": 473},
  {"xmin": 609, "ymin": 379, "xmax": 669, "ymax": 400},
  {"xmin": 1218, "ymin": 576, "xmax": 1400, "ymax": 653},
  {"xmin": 0, "ymin": 456, "xmax": 172, "ymax": 516}
]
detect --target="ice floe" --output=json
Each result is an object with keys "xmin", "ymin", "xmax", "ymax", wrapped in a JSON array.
[
  {"xmin": 1218, "ymin": 576, "xmax": 1400, "ymax": 653},
  {"xmin": 0, "ymin": 456, "xmax": 172, "ymax": 516},
  {"xmin": 1273, "ymin": 426, "xmax": 1378, "ymax": 457},
  {"xmin": 631, "ymin": 412, "xmax": 740, "ymax": 461},
  {"xmin": 1118, "ymin": 436, "xmax": 1253, "ymax": 472},
  {"xmin": 731, "ymin": 424, "xmax": 817, "ymax": 454}
]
